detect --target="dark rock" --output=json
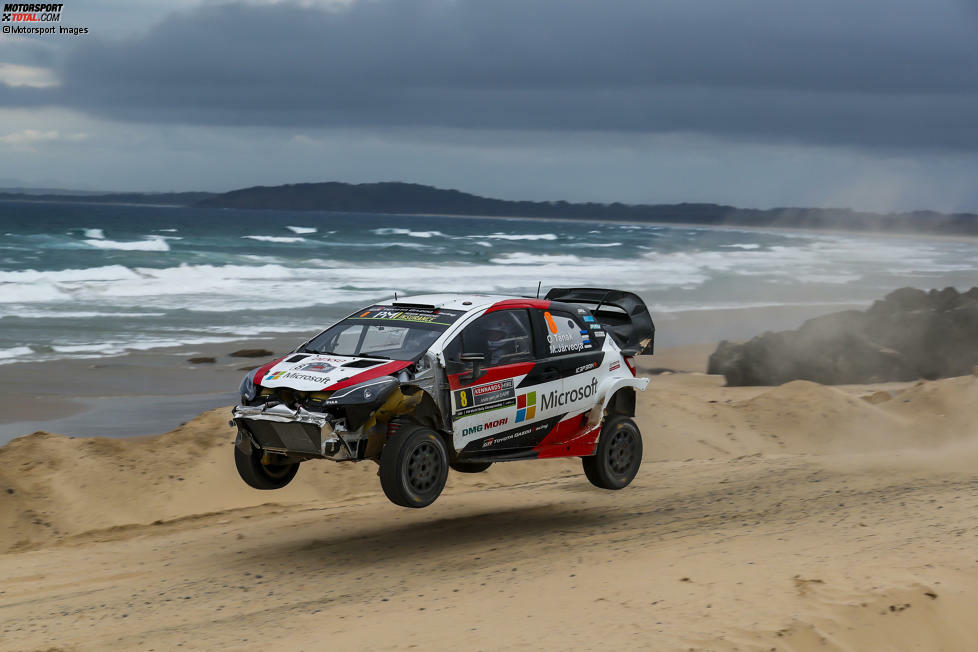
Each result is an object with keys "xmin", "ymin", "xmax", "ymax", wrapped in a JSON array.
[
  {"xmin": 708, "ymin": 286, "xmax": 978, "ymax": 385},
  {"xmin": 187, "ymin": 356, "xmax": 216, "ymax": 364},
  {"xmin": 229, "ymin": 348, "xmax": 274, "ymax": 358}
]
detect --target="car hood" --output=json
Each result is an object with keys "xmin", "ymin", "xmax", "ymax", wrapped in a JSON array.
[{"xmin": 256, "ymin": 353, "xmax": 412, "ymax": 392}]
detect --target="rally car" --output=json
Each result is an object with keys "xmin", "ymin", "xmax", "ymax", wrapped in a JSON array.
[{"xmin": 230, "ymin": 288, "xmax": 655, "ymax": 508}]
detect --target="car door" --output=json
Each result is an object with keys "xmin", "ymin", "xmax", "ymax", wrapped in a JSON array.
[
  {"xmin": 522, "ymin": 307, "xmax": 606, "ymax": 451},
  {"xmin": 444, "ymin": 309, "xmax": 552, "ymax": 455}
]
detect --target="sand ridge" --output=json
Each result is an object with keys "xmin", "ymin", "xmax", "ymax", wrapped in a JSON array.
[{"xmin": 1, "ymin": 372, "xmax": 977, "ymax": 650}]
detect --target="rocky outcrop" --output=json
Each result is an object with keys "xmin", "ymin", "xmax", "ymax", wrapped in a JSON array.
[{"xmin": 708, "ymin": 287, "xmax": 978, "ymax": 385}]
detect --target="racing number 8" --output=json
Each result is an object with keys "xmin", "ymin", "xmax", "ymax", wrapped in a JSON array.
[{"xmin": 458, "ymin": 390, "xmax": 469, "ymax": 408}]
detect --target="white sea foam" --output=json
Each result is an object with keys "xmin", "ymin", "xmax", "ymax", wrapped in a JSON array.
[
  {"xmin": 83, "ymin": 228, "xmax": 104, "ymax": 239},
  {"xmin": 371, "ymin": 228, "xmax": 445, "ymax": 238},
  {"xmin": 0, "ymin": 346, "xmax": 33, "ymax": 359},
  {"xmin": 84, "ymin": 236, "xmax": 170, "ymax": 251},
  {"xmin": 286, "ymin": 226, "xmax": 318, "ymax": 234},
  {"xmin": 473, "ymin": 233, "xmax": 559, "ymax": 241},
  {"xmin": 490, "ymin": 252, "xmax": 584, "ymax": 265},
  {"xmin": 157, "ymin": 228, "xmax": 179, "ymax": 232},
  {"xmin": 722, "ymin": 243, "xmax": 761, "ymax": 249},
  {"xmin": 567, "ymin": 242, "xmax": 623, "ymax": 248},
  {"xmin": 0, "ymin": 310, "xmax": 167, "ymax": 319},
  {"xmin": 242, "ymin": 235, "xmax": 308, "ymax": 244}
]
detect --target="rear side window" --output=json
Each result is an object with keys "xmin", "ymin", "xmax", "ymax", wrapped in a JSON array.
[{"xmin": 542, "ymin": 310, "xmax": 595, "ymax": 356}]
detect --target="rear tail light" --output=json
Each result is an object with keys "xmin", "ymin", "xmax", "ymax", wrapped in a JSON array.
[{"xmin": 623, "ymin": 356, "xmax": 637, "ymax": 377}]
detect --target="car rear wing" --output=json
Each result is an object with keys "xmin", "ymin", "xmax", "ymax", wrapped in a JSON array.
[{"xmin": 545, "ymin": 287, "xmax": 655, "ymax": 356}]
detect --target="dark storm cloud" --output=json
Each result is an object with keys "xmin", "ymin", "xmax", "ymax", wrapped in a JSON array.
[{"xmin": 5, "ymin": 0, "xmax": 978, "ymax": 148}]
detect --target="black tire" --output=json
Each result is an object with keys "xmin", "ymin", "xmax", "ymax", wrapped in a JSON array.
[
  {"xmin": 450, "ymin": 461, "xmax": 493, "ymax": 474},
  {"xmin": 582, "ymin": 416, "xmax": 642, "ymax": 490},
  {"xmin": 234, "ymin": 446, "xmax": 299, "ymax": 490},
  {"xmin": 379, "ymin": 424, "xmax": 449, "ymax": 508}
]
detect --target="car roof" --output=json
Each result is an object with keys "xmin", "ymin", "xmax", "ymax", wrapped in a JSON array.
[{"xmin": 375, "ymin": 293, "xmax": 527, "ymax": 313}]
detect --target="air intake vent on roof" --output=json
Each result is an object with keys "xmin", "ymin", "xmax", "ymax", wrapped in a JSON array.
[{"xmin": 391, "ymin": 302, "xmax": 438, "ymax": 310}]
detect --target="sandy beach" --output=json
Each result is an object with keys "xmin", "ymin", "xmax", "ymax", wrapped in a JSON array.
[{"xmin": 2, "ymin": 335, "xmax": 977, "ymax": 650}]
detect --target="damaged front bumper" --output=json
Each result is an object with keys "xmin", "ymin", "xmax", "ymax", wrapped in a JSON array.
[{"xmin": 231, "ymin": 404, "xmax": 359, "ymax": 461}]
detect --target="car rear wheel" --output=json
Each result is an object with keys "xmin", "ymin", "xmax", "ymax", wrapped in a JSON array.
[
  {"xmin": 234, "ymin": 446, "xmax": 299, "ymax": 490},
  {"xmin": 450, "ymin": 461, "xmax": 492, "ymax": 473},
  {"xmin": 582, "ymin": 416, "xmax": 642, "ymax": 490},
  {"xmin": 379, "ymin": 424, "xmax": 449, "ymax": 508}
]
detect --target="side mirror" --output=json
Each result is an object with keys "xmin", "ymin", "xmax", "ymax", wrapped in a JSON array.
[{"xmin": 459, "ymin": 352, "xmax": 485, "ymax": 382}]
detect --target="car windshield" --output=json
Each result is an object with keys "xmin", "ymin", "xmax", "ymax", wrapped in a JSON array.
[{"xmin": 303, "ymin": 305, "xmax": 464, "ymax": 361}]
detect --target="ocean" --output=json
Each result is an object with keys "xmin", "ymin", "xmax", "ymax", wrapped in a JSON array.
[{"xmin": 1, "ymin": 199, "xmax": 976, "ymax": 365}]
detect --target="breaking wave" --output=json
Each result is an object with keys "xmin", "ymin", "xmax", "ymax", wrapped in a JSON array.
[
  {"xmin": 242, "ymin": 235, "xmax": 308, "ymax": 244},
  {"xmin": 84, "ymin": 236, "xmax": 170, "ymax": 251}
]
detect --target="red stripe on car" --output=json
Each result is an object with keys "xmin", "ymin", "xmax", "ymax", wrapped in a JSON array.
[
  {"xmin": 448, "ymin": 361, "xmax": 535, "ymax": 390},
  {"xmin": 533, "ymin": 412, "xmax": 600, "ymax": 458},
  {"xmin": 252, "ymin": 356, "xmax": 287, "ymax": 384},
  {"xmin": 483, "ymin": 298, "xmax": 550, "ymax": 314},
  {"xmin": 322, "ymin": 360, "xmax": 413, "ymax": 390}
]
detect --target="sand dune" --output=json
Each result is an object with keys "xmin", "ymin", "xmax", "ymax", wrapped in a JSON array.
[{"xmin": 2, "ymin": 372, "xmax": 977, "ymax": 650}]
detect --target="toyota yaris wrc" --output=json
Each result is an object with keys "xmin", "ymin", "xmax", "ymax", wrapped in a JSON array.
[{"xmin": 231, "ymin": 287, "xmax": 655, "ymax": 508}]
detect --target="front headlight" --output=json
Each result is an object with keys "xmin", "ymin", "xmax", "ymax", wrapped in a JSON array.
[
  {"xmin": 326, "ymin": 376, "xmax": 399, "ymax": 406},
  {"xmin": 239, "ymin": 370, "xmax": 258, "ymax": 403}
]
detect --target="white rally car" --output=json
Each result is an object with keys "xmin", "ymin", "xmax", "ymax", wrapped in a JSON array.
[{"xmin": 231, "ymin": 288, "xmax": 655, "ymax": 508}]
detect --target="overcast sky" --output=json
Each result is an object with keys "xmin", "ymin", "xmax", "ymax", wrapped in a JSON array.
[{"xmin": 1, "ymin": 0, "xmax": 977, "ymax": 211}]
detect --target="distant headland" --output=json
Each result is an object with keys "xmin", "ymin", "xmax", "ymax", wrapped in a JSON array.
[{"xmin": 2, "ymin": 181, "xmax": 975, "ymax": 236}]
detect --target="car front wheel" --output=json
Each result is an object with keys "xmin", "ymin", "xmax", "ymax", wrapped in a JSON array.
[
  {"xmin": 582, "ymin": 415, "xmax": 642, "ymax": 490},
  {"xmin": 379, "ymin": 424, "xmax": 449, "ymax": 508},
  {"xmin": 234, "ymin": 446, "xmax": 300, "ymax": 490}
]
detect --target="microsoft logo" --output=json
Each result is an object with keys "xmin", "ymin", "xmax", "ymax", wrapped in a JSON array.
[
  {"xmin": 516, "ymin": 391, "xmax": 536, "ymax": 422},
  {"xmin": 264, "ymin": 370, "xmax": 286, "ymax": 381}
]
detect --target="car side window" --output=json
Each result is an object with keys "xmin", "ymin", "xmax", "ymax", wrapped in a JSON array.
[
  {"xmin": 542, "ymin": 310, "xmax": 595, "ymax": 356},
  {"xmin": 445, "ymin": 309, "xmax": 535, "ymax": 371}
]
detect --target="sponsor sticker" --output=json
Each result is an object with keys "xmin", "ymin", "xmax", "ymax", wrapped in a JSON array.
[
  {"xmin": 541, "ymin": 378, "xmax": 599, "ymax": 411},
  {"xmin": 575, "ymin": 361, "xmax": 599, "ymax": 374},
  {"xmin": 350, "ymin": 306, "xmax": 462, "ymax": 327},
  {"xmin": 583, "ymin": 315, "xmax": 595, "ymax": 322},
  {"xmin": 297, "ymin": 361, "xmax": 335, "ymax": 374},
  {"xmin": 266, "ymin": 370, "xmax": 333, "ymax": 384},
  {"xmin": 454, "ymin": 378, "xmax": 516, "ymax": 418},
  {"xmin": 462, "ymin": 417, "xmax": 510, "ymax": 438},
  {"xmin": 610, "ymin": 360, "xmax": 621, "ymax": 371},
  {"xmin": 516, "ymin": 391, "xmax": 537, "ymax": 422}
]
